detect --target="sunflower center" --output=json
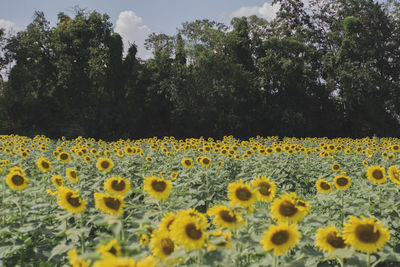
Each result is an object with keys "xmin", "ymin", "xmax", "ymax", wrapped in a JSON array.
[
  {"xmin": 151, "ymin": 180, "xmax": 167, "ymax": 192},
  {"xmin": 108, "ymin": 246, "xmax": 117, "ymax": 255},
  {"xmin": 41, "ymin": 161, "xmax": 50, "ymax": 169},
  {"xmin": 60, "ymin": 153, "xmax": 68, "ymax": 160},
  {"xmin": 184, "ymin": 160, "xmax": 192, "ymax": 166},
  {"xmin": 101, "ymin": 161, "xmax": 110, "ymax": 169},
  {"xmin": 202, "ymin": 158, "xmax": 210, "ymax": 165},
  {"xmin": 258, "ymin": 182, "xmax": 271, "ymax": 196},
  {"xmin": 111, "ymin": 180, "xmax": 126, "ymax": 191},
  {"xmin": 355, "ymin": 224, "xmax": 380, "ymax": 243},
  {"xmin": 326, "ymin": 233, "xmax": 346, "ymax": 249},
  {"xmin": 271, "ymin": 230, "xmax": 289, "ymax": 245},
  {"xmin": 336, "ymin": 177, "xmax": 349, "ymax": 186},
  {"xmin": 235, "ymin": 187, "xmax": 252, "ymax": 201},
  {"xmin": 55, "ymin": 178, "xmax": 63, "ymax": 186},
  {"xmin": 219, "ymin": 210, "xmax": 236, "ymax": 223},
  {"xmin": 279, "ymin": 200, "xmax": 298, "ymax": 217},
  {"xmin": 70, "ymin": 171, "xmax": 77, "ymax": 178},
  {"xmin": 333, "ymin": 165, "xmax": 340, "ymax": 170},
  {"xmin": 66, "ymin": 192, "xmax": 81, "ymax": 207},
  {"xmin": 320, "ymin": 181, "xmax": 331, "ymax": 190},
  {"xmin": 161, "ymin": 238, "xmax": 175, "ymax": 255},
  {"xmin": 104, "ymin": 197, "xmax": 121, "ymax": 211},
  {"xmin": 372, "ymin": 170, "xmax": 383, "ymax": 180},
  {"xmin": 185, "ymin": 223, "xmax": 202, "ymax": 240},
  {"xmin": 11, "ymin": 174, "xmax": 25, "ymax": 186}
]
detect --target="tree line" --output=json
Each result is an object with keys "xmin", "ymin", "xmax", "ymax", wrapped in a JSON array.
[{"xmin": 1, "ymin": 0, "xmax": 400, "ymax": 140}]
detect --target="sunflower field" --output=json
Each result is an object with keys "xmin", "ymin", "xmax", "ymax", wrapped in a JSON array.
[{"xmin": 1, "ymin": 134, "xmax": 400, "ymax": 267}]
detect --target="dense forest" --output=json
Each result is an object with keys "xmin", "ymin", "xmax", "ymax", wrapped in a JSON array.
[{"xmin": 1, "ymin": 0, "xmax": 400, "ymax": 139}]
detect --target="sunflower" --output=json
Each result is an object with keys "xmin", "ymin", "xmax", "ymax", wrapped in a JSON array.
[
  {"xmin": 57, "ymin": 151, "xmax": 72, "ymax": 162},
  {"xmin": 159, "ymin": 212, "xmax": 176, "ymax": 232},
  {"xmin": 139, "ymin": 233, "xmax": 149, "ymax": 246},
  {"xmin": 96, "ymin": 158, "xmax": 114, "ymax": 172},
  {"xmin": 97, "ymin": 239, "xmax": 122, "ymax": 258},
  {"xmin": 315, "ymin": 178, "xmax": 333, "ymax": 194},
  {"xmin": 67, "ymin": 249, "xmax": 90, "ymax": 267},
  {"xmin": 170, "ymin": 171, "xmax": 178, "ymax": 181},
  {"xmin": 331, "ymin": 164, "xmax": 341, "ymax": 172},
  {"xmin": 333, "ymin": 175, "xmax": 352, "ymax": 190},
  {"xmin": 207, "ymin": 205, "xmax": 245, "ymax": 231},
  {"xmin": 9, "ymin": 166, "xmax": 26, "ymax": 175},
  {"xmin": 200, "ymin": 156, "xmax": 211, "ymax": 167},
  {"xmin": 170, "ymin": 214, "xmax": 209, "ymax": 251},
  {"xmin": 93, "ymin": 257, "xmax": 136, "ymax": 267},
  {"xmin": 315, "ymin": 225, "xmax": 346, "ymax": 253},
  {"xmin": 57, "ymin": 187, "xmax": 86, "ymax": 214},
  {"xmin": 36, "ymin": 157, "xmax": 52, "ymax": 172},
  {"xmin": 362, "ymin": 160, "xmax": 369, "ymax": 167},
  {"xmin": 208, "ymin": 231, "xmax": 232, "ymax": 251},
  {"xmin": 6, "ymin": 171, "xmax": 29, "ymax": 190},
  {"xmin": 227, "ymin": 179, "xmax": 257, "ymax": 212},
  {"xmin": 181, "ymin": 158, "xmax": 193, "ymax": 168},
  {"xmin": 104, "ymin": 176, "xmax": 131, "ymax": 197},
  {"xmin": 271, "ymin": 194, "xmax": 307, "ymax": 224},
  {"xmin": 176, "ymin": 208, "xmax": 208, "ymax": 226},
  {"xmin": 342, "ymin": 216, "xmax": 390, "ymax": 254},
  {"xmin": 260, "ymin": 223, "xmax": 301, "ymax": 256},
  {"xmin": 94, "ymin": 192, "xmax": 125, "ymax": 216},
  {"xmin": 388, "ymin": 166, "xmax": 400, "ymax": 186},
  {"xmin": 51, "ymin": 175, "xmax": 64, "ymax": 188},
  {"xmin": 150, "ymin": 229, "xmax": 179, "ymax": 263},
  {"xmin": 143, "ymin": 176, "xmax": 172, "ymax": 201},
  {"xmin": 366, "ymin": 166, "xmax": 387, "ymax": 185},
  {"xmin": 145, "ymin": 156, "xmax": 153, "ymax": 162},
  {"xmin": 251, "ymin": 176, "xmax": 276, "ymax": 202},
  {"xmin": 66, "ymin": 168, "xmax": 79, "ymax": 183}
]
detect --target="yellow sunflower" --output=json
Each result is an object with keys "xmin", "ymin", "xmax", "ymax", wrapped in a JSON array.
[
  {"xmin": 159, "ymin": 212, "xmax": 176, "ymax": 232},
  {"xmin": 315, "ymin": 225, "xmax": 346, "ymax": 253},
  {"xmin": 94, "ymin": 192, "xmax": 125, "ymax": 216},
  {"xmin": 96, "ymin": 158, "xmax": 114, "ymax": 172},
  {"xmin": 66, "ymin": 168, "xmax": 79, "ymax": 183},
  {"xmin": 139, "ymin": 233, "xmax": 149, "ymax": 247},
  {"xmin": 51, "ymin": 175, "xmax": 64, "ymax": 188},
  {"xmin": 145, "ymin": 156, "xmax": 153, "ymax": 162},
  {"xmin": 200, "ymin": 156, "xmax": 211, "ymax": 167},
  {"xmin": 143, "ymin": 176, "xmax": 172, "ymax": 201},
  {"xmin": 333, "ymin": 175, "xmax": 352, "ymax": 190},
  {"xmin": 315, "ymin": 178, "xmax": 333, "ymax": 194},
  {"xmin": 260, "ymin": 223, "xmax": 301, "ymax": 256},
  {"xmin": 227, "ymin": 179, "xmax": 257, "ymax": 212},
  {"xmin": 251, "ymin": 176, "xmax": 276, "ymax": 202},
  {"xmin": 181, "ymin": 158, "xmax": 193, "ymax": 168},
  {"xmin": 93, "ymin": 257, "xmax": 136, "ymax": 267},
  {"xmin": 176, "ymin": 208, "xmax": 208, "ymax": 226},
  {"xmin": 170, "ymin": 214, "xmax": 209, "ymax": 251},
  {"xmin": 6, "ymin": 171, "xmax": 29, "ymax": 190},
  {"xmin": 366, "ymin": 166, "xmax": 387, "ymax": 185},
  {"xmin": 150, "ymin": 229, "xmax": 179, "ymax": 263},
  {"xmin": 57, "ymin": 151, "xmax": 72, "ymax": 162},
  {"xmin": 67, "ymin": 248, "xmax": 90, "ymax": 267},
  {"xmin": 104, "ymin": 176, "xmax": 131, "ymax": 197},
  {"xmin": 362, "ymin": 160, "xmax": 369, "ymax": 167},
  {"xmin": 388, "ymin": 166, "xmax": 400, "ymax": 186},
  {"xmin": 8, "ymin": 166, "xmax": 26, "ymax": 175},
  {"xmin": 271, "ymin": 194, "xmax": 307, "ymax": 224},
  {"xmin": 207, "ymin": 205, "xmax": 245, "ymax": 231},
  {"xmin": 36, "ymin": 157, "xmax": 52, "ymax": 172},
  {"xmin": 342, "ymin": 216, "xmax": 390, "ymax": 254},
  {"xmin": 331, "ymin": 164, "xmax": 341, "ymax": 172},
  {"xmin": 170, "ymin": 171, "xmax": 178, "ymax": 181},
  {"xmin": 97, "ymin": 239, "xmax": 121, "ymax": 258},
  {"xmin": 57, "ymin": 187, "xmax": 86, "ymax": 214}
]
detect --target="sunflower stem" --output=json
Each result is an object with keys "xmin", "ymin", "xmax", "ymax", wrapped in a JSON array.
[
  {"xmin": 340, "ymin": 190, "xmax": 344, "ymax": 226},
  {"xmin": 273, "ymin": 255, "xmax": 277, "ymax": 267},
  {"xmin": 367, "ymin": 253, "xmax": 371, "ymax": 267},
  {"xmin": 19, "ymin": 191, "xmax": 24, "ymax": 226},
  {"xmin": 80, "ymin": 214, "xmax": 85, "ymax": 253},
  {"xmin": 378, "ymin": 185, "xmax": 382, "ymax": 217}
]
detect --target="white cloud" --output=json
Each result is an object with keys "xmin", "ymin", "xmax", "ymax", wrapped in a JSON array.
[
  {"xmin": 231, "ymin": 2, "xmax": 281, "ymax": 21},
  {"xmin": 0, "ymin": 18, "xmax": 20, "ymax": 36},
  {"xmin": 114, "ymin": 10, "xmax": 152, "ymax": 60}
]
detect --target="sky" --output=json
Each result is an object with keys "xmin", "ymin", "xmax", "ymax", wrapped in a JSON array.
[{"xmin": 0, "ymin": 0, "xmax": 283, "ymax": 59}]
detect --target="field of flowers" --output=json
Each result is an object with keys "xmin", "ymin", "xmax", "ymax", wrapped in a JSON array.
[{"xmin": 1, "ymin": 134, "xmax": 400, "ymax": 267}]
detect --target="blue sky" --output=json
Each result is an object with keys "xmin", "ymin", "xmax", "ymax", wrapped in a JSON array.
[{"xmin": 0, "ymin": 0, "xmax": 281, "ymax": 58}]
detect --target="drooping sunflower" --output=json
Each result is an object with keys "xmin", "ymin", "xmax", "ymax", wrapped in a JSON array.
[
  {"xmin": 94, "ymin": 192, "xmax": 125, "ymax": 216},
  {"xmin": 159, "ymin": 212, "xmax": 176, "ymax": 232},
  {"xmin": 207, "ymin": 205, "xmax": 245, "ymax": 231},
  {"xmin": 227, "ymin": 179, "xmax": 257, "ymax": 212},
  {"xmin": 51, "ymin": 175, "xmax": 64, "ymax": 188},
  {"xmin": 57, "ymin": 151, "xmax": 72, "ymax": 162},
  {"xmin": 66, "ymin": 168, "xmax": 79, "ymax": 183},
  {"xmin": 181, "ymin": 157, "xmax": 193, "ymax": 168},
  {"xmin": 208, "ymin": 231, "xmax": 232, "ymax": 251},
  {"xmin": 170, "ymin": 214, "xmax": 209, "ymax": 251},
  {"xmin": 36, "ymin": 157, "xmax": 52, "ymax": 172},
  {"xmin": 315, "ymin": 178, "xmax": 333, "ymax": 194},
  {"xmin": 333, "ymin": 175, "xmax": 352, "ymax": 190},
  {"xmin": 315, "ymin": 225, "xmax": 346, "ymax": 253},
  {"xmin": 331, "ymin": 164, "xmax": 341, "ymax": 172},
  {"xmin": 388, "ymin": 166, "xmax": 400, "ymax": 186},
  {"xmin": 150, "ymin": 229, "xmax": 179, "ymax": 263},
  {"xmin": 260, "ymin": 223, "xmax": 301, "ymax": 256},
  {"xmin": 200, "ymin": 156, "xmax": 211, "ymax": 167},
  {"xmin": 57, "ymin": 187, "xmax": 87, "ymax": 214},
  {"xmin": 271, "ymin": 194, "xmax": 307, "ymax": 224},
  {"xmin": 97, "ymin": 239, "xmax": 121, "ymax": 258},
  {"xmin": 143, "ymin": 176, "xmax": 172, "ymax": 201},
  {"xmin": 104, "ymin": 176, "xmax": 131, "ymax": 197},
  {"xmin": 93, "ymin": 257, "xmax": 136, "ymax": 267},
  {"xmin": 96, "ymin": 158, "xmax": 114, "ymax": 172},
  {"xmin": 251, "ymin": 176, "xmax": 276, "ymax": 202},
  {"xmin": 342, "ymin": 216, "xmax": 390, "ymax": 254},
  {"xmin": 366, "ymin": 166, "xmax": 387, "ymax": 185},
  {"xmin": 6, "ymin": 171, "xmax": 29, "ymax": 190}
]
